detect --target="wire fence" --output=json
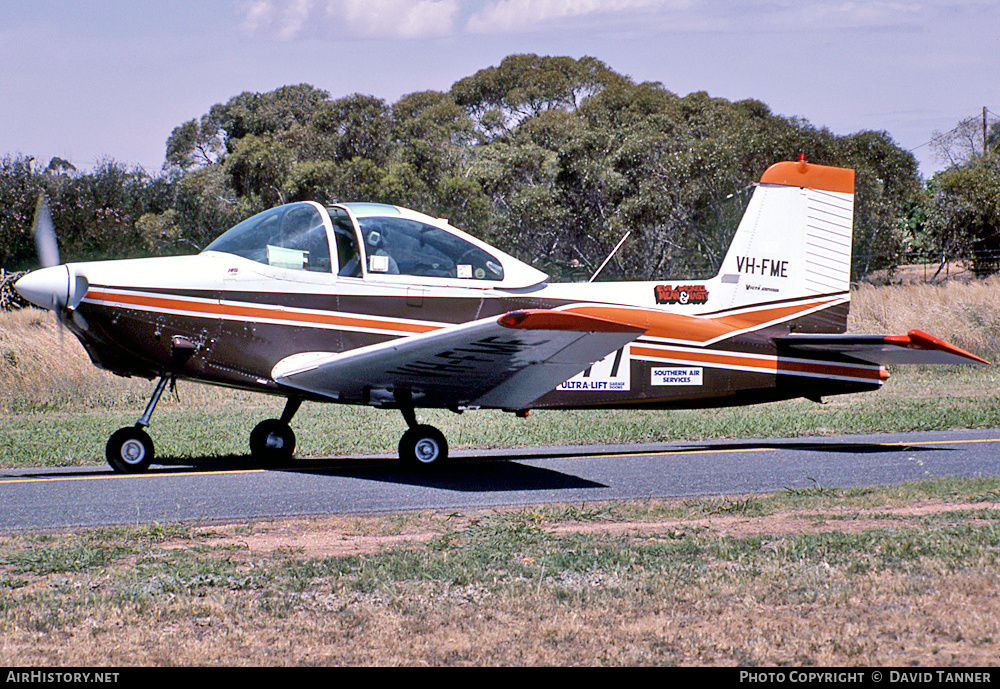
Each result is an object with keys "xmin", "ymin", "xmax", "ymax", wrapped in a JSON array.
[
  {"xmin": 863, "ymin": 250, "xmax": 1000, "ymax": 285},
  {"xmin": 0, "ymin": 270, "xmax": 27, "ymax": 311}
]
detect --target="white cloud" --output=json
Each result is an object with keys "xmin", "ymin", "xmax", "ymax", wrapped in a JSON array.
[
  {"xmin": 236, "ymin": 0, "xmax": 982, "ymax": 41},
  {"xmin": 465, "ymin": 0, "xmax": 690, "ymax": 34},
  {"xmin": 238, "ymin": 1, "xmax": 277, "ymax": 34},
  {"xmin": 754, "ymin": 2, "xmax": 925, "ymax": 32},
  {"xmin": 276, "ymin": 0, "xmax": 316, "ymax": 39},
  {"xmin": 338, "ymin": 0, "xmax": 459, "ymax": 38},
  {"xmin": 239, "ymin": 0, "xmax": 459, "ymax": 40}
]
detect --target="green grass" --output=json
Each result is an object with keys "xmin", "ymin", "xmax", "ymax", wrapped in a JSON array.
[
  {"xmin": 2, "ymin": 479, "xmax": 996, "ymax": 592},
  {"xmin": 1, "ymin": 367, "xmax": 998, "ymax": 468}
]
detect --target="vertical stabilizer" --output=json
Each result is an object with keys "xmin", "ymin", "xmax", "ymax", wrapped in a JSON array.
[{"xmin": 713, "ymin": 161, "xmax": 855, "ymax": 322}]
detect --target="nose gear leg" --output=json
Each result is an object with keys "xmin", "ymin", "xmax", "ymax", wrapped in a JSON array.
[{"xmin": 106, "ymin": 375, "xmax": 174, "ymax": 473}]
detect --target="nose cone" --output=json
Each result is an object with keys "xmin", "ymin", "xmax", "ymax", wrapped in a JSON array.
[{"xmin": 14, "ymin": 266, "xmax": 71, "ymax": 311}]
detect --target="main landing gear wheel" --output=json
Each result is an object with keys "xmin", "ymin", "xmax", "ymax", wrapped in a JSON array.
[
  {"xmin": 399, "ymin": 424, "xmax": 448, "ymax": 470},
  {"xmin": 106, "ymin": 426, "xmax": 154, "ymax": 474},
  {"xmin": 250, "ymin": 398, "xmax": 301, "ymax": 465},
  {"xmin": 250, "ymin": 419, "xmax": 296, "ymax": 465}
]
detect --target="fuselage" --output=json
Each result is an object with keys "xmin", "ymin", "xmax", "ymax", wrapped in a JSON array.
[
  {"xmin": 18, "ymin": 187, "xmax": 884, "ymax": 414},
  {"xmin": 53, "ymin": 252, "xmax": 881, "ymax": 412}
]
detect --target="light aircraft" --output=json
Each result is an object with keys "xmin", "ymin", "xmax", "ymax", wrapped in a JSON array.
[{"xmin": 15, "ymin": 160, "xmax": 987, "ymax": 473}]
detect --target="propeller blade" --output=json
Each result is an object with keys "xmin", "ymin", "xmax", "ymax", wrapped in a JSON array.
[
  {"xmin": 25, "ymin": 192, "xmax": 76, "ymax": 349},
  {"xmin": 32, "ymin": 193, "xmax": 60, "ymax": 269}
]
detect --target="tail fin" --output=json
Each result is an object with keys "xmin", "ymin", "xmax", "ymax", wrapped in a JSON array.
[{"xmin": 712, "ymin": 161, "xmax": 855, "ymax": 330}]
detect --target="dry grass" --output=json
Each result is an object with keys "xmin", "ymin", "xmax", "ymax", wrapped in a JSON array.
[
  {"xmin": 0, "ymin": 308, "xmax": 259, "ymax": 414},
  {"xmin": 0, "ymin": 309, "xmax": 149, "ymax": 411},
  {"xmin": 0, "ymin": 310, "xmax": 112, "ymax": 407},
  {"xmin": 849, "ymin": 277, "xmax": 1000, "ymax": 361},
  {"xmin": 0, "ymin": 491, "xmax": 997, "ymax": 666}
]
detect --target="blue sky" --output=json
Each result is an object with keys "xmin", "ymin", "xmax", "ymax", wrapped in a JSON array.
[{"xmin": 2, "ymin": 1, "xmax": 997, "ymax": 178}]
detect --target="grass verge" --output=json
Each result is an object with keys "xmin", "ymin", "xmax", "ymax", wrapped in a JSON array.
[{"xmin": 1, "ymin": 365, "xmax": 997, "ymax": 467}]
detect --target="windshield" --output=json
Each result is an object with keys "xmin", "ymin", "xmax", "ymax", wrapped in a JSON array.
[
  {"xmin": 329, "ymin": 206, "xmax": 362, "ymax": 277},
  {"xmin": 204, "ymin": 202, "xmax": 332, "ymax": 272}
]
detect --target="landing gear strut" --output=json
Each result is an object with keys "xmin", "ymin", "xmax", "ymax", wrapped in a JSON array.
[
  {"xmin": 250, "ymin": 398, "xmax": 301, "ymax": 464},
  {"xmin": 106, "ymin": 375, "xmax": 173, "ymax": 473},
  {"xmin": 396, "ymin": 391, "xmax": 448, "ymax": 470}
]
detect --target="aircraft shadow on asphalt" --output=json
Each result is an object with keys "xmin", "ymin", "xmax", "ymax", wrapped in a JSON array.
[
  {"xmin": 141, "ymin": 439, "xmax": 948, "ymax": 492},
  {"xmin": 3, "ymin": 440, "xmax": 947, "ymax": 491},
  {"xmin": 152, "ymin": 453, "xmax": 605, "ymax": 492}
]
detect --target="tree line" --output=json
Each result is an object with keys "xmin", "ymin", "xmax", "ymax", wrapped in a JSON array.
[{"xmin": 2, "ymin": 55, "xmax": 995, "ymax": 281}]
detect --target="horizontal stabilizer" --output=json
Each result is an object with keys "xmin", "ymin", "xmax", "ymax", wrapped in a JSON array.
[
  {"xmin": 777, "ymin": 329, "xmax": 988, "ymax": 366},
  {"xmin": 272, "ymin": 310, "xmax": 644, "ymax": 410}
]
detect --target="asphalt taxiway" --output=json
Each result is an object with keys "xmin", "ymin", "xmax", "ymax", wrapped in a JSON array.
[{"xmin": 1, "ymin": 428, "xmax": 998, "ymax": 530}]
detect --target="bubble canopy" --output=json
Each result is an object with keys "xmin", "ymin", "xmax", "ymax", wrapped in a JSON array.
[{"xmin": 204, "ymin": 201, "xmax": 548, "ymax": 289}]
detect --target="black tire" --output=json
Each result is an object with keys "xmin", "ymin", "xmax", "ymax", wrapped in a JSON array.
[
  {"xmin": 399, "ymin": 424, "xmax": 448, "ymax": 470},
  {"xmin": 107, "ymin": 426, "xmax": 154, "ymax": 473},
  {"xmin": 250, "ymin": 419, "xmax": 296, "ymax": 464}
]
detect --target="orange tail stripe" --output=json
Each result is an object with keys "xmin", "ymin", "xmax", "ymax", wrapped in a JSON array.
[{"xmin": 631, "ymin": 345, "xmax": 887, "ymax": 381}]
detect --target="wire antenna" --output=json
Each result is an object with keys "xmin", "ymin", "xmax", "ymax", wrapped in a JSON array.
[{"xmin": 588, "ymin": 231, "xmax": 631, "ymax": 282}]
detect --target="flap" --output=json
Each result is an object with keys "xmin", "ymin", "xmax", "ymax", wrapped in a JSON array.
[
  {"xmin": 776, "ymin": 329, "xmax": 988, "ymax": 365},
  {"xmin": 271, "ymin": 310, "xmax": 645, "ymax": 410}
]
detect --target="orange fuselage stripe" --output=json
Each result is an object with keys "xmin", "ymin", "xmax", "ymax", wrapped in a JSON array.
[
  {"xmin": 86, "ymin": 289, "xmax": 858, "ymax": 374},
  {"xmin": 85, "ymin": 289, "xmax": 441, "ymax": 335},
  {"xmin": 566, "ymin": 297, "xmax": 842, "ymax": 344}
]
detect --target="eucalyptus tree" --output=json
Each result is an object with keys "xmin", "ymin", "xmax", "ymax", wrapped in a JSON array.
[{"xmin": 925, "ymin": 154, "xmax": 1000, "ymax": 276}]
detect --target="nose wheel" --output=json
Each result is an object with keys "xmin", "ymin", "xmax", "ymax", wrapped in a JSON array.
[
  {"xmin": 106, "ymin": 426, "xmax": 154, "ymax": 473},
  {"xmin": 106, "ymin": 375, "xmax": 172, "ymax": 473}
]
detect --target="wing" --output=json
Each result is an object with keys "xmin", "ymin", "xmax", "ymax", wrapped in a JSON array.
[
  {"xmin": 777, "ymin": 329, "xmax": 988, "ymax": 365},
  {"xmin": 271, "ymin": 310, "xmax": 645, "ymax": 410}
]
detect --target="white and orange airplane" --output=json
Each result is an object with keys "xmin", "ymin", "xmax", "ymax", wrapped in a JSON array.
[{"xmin": 15, "ymin": 159, "xmax": 987, "ymax": 472}]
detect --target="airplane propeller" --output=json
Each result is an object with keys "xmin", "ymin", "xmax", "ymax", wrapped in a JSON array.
[
  {"xmin": 14, "ymin": 193, "xmax": 90, "ymax": 334},
  {"xmin": 33, "ymin": 193, "xmax": 60, "ymax": 269}
]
